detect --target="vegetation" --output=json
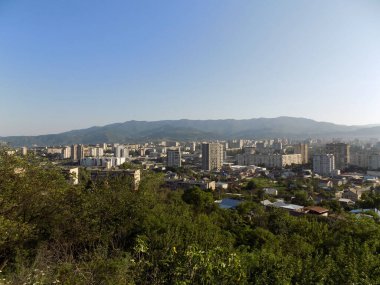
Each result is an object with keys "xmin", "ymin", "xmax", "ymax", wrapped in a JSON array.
[{"xmin": 1, "ymin": 150, "xmax": 380, "ymax": 284}]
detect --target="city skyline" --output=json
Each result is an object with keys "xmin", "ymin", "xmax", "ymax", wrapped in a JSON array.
[{"xmin": 1, "ymin": 0, "xmax": 380, "ymax": 136}]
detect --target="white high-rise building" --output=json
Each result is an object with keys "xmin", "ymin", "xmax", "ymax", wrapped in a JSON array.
[
  {"xmin": 90, "ymin": 147, "xmax": 104, "ymax": 157},
  {"xmin": 21, "ymin": 146, "xmax": 28, "ymax": 156},
  {"xmin": 313, "ymin": 154, "xmax": 335, "ymax": 176},
  {"xmin": 167, "ymin": 147, "xmax": 182, "ymax": 167},
  {"xmin": 202, "ymin": 143, "xmax": 223, "ymax": 171},
  {"xmin": 115, "ymin": 145, "xmax": 129, "ymax": 158},
  {"xmin": 62, "ymin": 146, "xmax": 71, "ymax": 159}
]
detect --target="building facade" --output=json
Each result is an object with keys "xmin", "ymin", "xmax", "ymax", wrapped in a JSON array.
[
  {"xmin": 313, "ymin": 154, "xmax": 335, "ymax": 176},
  {"xmin": 202, "ymin": 143, "xmax": 223, "ymax": 171},
  {"xmin": 295, "ymin": 143, "xmax": 309, "ymax": 164},
  {"xmin": 167, "ymin": 147, "xmax": 182, "ymax": 167},
  {"xmin": 326, "ymin": 143, "xmax": 350, "ymax": 170},
  {"xmin": 237, "ymin": 153, "xmax": 302, "ymax": 168}
]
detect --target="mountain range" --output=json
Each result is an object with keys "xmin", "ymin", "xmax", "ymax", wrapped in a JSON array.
[{"xmin": 1, "ymin": 117, "xmax": 380, "ymax": 146}]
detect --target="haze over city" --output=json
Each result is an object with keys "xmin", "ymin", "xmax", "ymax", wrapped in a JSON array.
[{"xmin": 1, "ymin": 0, "xmax": 380, "ymax": 136}]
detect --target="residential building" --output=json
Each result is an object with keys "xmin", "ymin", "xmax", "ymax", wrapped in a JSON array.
[
  {"xmin": 326, "ymin": 143, "xmax": 350, "ymax": 170},
  {"xmin": 202, "ymin": 143, "xmax": 223, "ymax": 171},
  {"xmin": 342, "ymin": 187, "xmax": 368, "ymax": 202},
  {"xmin": 71, "ymin": 144, "xmax": 78, "ymax": 161},
  {"xmin": 167, "ymin": 147, "xmax": 182, "ymax": 167},
  {"xmin": 115, "ymin": 145, "xmax": 129, "ymax": 158},
  {"xmin": 351, "ymin": 151, "xmax": 369, "ymax": 168},
  {"xmin": 227, "ymin": 139, "xmax": 243, "ymax": 149},
  {"xmin": 61, "ymin": 167, "xmax": 79, "ymax": 185},
  {"xmin": 303, "ymin": 206, "xmax": 329, "ymax": 217},
  {"xmin": 165, "ymin": 179, "xmax": 216, "ymax": 191},
  {"xmin": 368, "ymin": 154, "xmax": 380, "ymax": 170},
  {"xmin": 313, "ymin": 154, "xmax": 335, "ymax": 176},
  {"xmin": 295, "ymin": 143, "xmax": 309, "ymax": 164},
  {"xmin": 90, "ymin": 169, "xmax": 141, "ymax": 190},
  {"xmin": 263, "ymin": 188, "xmax": 278, "ymax": 196},
  {"xmin": 77, "ymin": 144, "xmax": 85, "ymax": 161},
  {"xmin": 81, "ymin": 156, "xmax": 127, "ymax": 168},
  {"xmin": 62, "ymin": 146, "xmax": 71, "ymax": 159},
  {"xmin": 90, "ymin": 147, "xmax": 104, "ymax": 157},
  {"xmin": 237, "ymin": 153, "xmax": 301, "ymax": 168},
  {"xmin": 21, "ymin": 146, "xmax": 28, "ymax": 156}
]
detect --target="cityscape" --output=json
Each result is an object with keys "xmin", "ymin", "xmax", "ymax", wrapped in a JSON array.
[
  {"xmin": 1, "ymin": 0, "xmax": 380, "ymax": 284},
  {"xmin": 4, "ymin": 133, "xmax": 380, "ymax": 213}
]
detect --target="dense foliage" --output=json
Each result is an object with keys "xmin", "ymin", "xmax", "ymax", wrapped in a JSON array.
[{"xmin": 0, "ymin": 151, "xmax": 379, "ymax": 284}]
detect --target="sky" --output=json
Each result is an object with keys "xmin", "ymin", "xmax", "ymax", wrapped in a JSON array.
[{"xmin": 1, "ymin": 0, "xmax": 380, "ymax": 136}]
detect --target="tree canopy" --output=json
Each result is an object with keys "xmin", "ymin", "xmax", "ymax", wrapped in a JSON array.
[{"xmin": 0, "ymin": 150, "xmax": 379, "ymax": 284}]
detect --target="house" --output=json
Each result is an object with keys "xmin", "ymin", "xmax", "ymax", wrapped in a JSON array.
[
  {"xmin": 263, "ymin": 199, "xmax": 304, "ymax": 212},
  {"xmin": 338, "ymin": 198, "xmax": 355, "ymax": 206},
  {"xmin": 304, "ymin": 206, "xmax": 329, "ymax": 217},
  {"xmin": 216, "ymin": 182, "xmax": 229, "ymax": 190},
  {"xmin": 341, "ymin": 187, "xmax": 369, "ymax": 202},
  {"xmin": 263, "ymin": 188, "xmax": 278, "ymax": 196},
  {"xmin": 261, "ymin": 199, "xmax": 273, "ymax": 206}
]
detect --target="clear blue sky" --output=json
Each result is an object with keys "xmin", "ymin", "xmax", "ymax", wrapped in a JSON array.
[{"xmin": 1, "ymin": 0, "xmax": 380, "ymax": 136}]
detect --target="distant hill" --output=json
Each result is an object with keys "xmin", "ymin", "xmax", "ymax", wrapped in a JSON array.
[{"xmin": 1, "ymin": 117, "xmax": 380, "ymax": 146}]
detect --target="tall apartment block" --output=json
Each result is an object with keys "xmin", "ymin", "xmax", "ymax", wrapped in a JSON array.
[
  {"xmin": 62, "ymin": 146, "xmax": 71, "ymax": 159},
  {"xmin": 115, "ymin": 145, "xmax": 129, "ymax": 158},
  {"xmin": 326, "ymin": 143, "xmax": 350, "ymax": 170},
  {"xmin": 313, "ymin": 154, "xmax": 335, "ymax": 176},
  {"xmin": 295, "ymin": 143, "xmax": 309, "ymax": 164},
  {"xmin": 21, "ymin": 146, "xmax": 28, "ymax": 156},
  {"xmin": 71, "ymin": 144, "xmax": 78, "ymax": 161},
  {"xmin": 71, "ymin": 144, "xmax": 84, "ymax": 162},
  {"xmin": 202, "ymin": 143, "xmax": 223, "ymax": 171},
  {"xmin": 167, "ymin": 147, "xmax": 182, "ymax": 167}
]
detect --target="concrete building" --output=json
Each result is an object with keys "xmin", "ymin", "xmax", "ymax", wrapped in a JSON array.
[
  {"xmin": 71, "ymin": 144, "xmax": 78, "ymax": 162},
  {"xmin": 77, "ymin": 144, "xmax": 85, "ymax": 161},
  {"xmin": 115, "ymin": 145, "xmax": 129, "ymax": 158},
  {"xmin": 80, "ymin": 157, "xmax": 127, "ymax": 168},
  {"xmin": 237, "ymin": 153, "xmax": 301, "ymax": 168},
  {"xmin": 368, "ymin": 154, "xmax": 380, "ymax": 170},
  {"xmin": 227, "ymin": 139, "xmax": 243, "ymax": 149},
  {"xmin": 326, "ymin": 143, "xmax": 350, "ymax": 170},
  {"xmin": 167, "ymin": 147, "xmax": 182, "ymax": 167},
  {"xmin": 47, "ymin": 147, "xmax": 63, "ymax": 155},
  {"xmin": 90, "ymin": 147, "xmax": 104, "ymax": 157},
  {"xmin": 166, "ymin": 141, "xmax": 180, "ymax": 147},
  {"xmin": 295, "ymin": 143, "xmax": 309, "ymax": 164},
  {"xmin": 90, "ymin": 169, "xmax": 141, "ymax": 190},
  {"xmin": 202, "ymin": 143, "xmax": 223, "ymax": 171},
  {"xmin": 165, "ymin": 179, "xmax": 216, "ymax": 191},
  {"xmin": 61, "ymin": 167, "xmax": 79, "ymax": 185},
  {"xmin": 62, "ymin": 146, "xmax": 71, "ymax": 159},
  {"xmin": 351, "ymin": 151, "xmax": 369, "ymax": 168},
  {"xmin": 272, "ymin": 142, "xmax": 283, "ymax": 151},
  {"xmin": 21, "ymin": 146, "xmax": 28, "ymax": 156},
  {"xmin": 313, "ymin": 154, "xmax": 335, "ymax": 176},
  {"xmin": 263, "ymin": 188, "xmax": 278, "ymax": 196}
]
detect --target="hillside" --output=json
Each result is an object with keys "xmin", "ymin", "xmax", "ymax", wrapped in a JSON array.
[{"xmin": 1, "ymin": 117, "xmax": 380, "ymax": 146}]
